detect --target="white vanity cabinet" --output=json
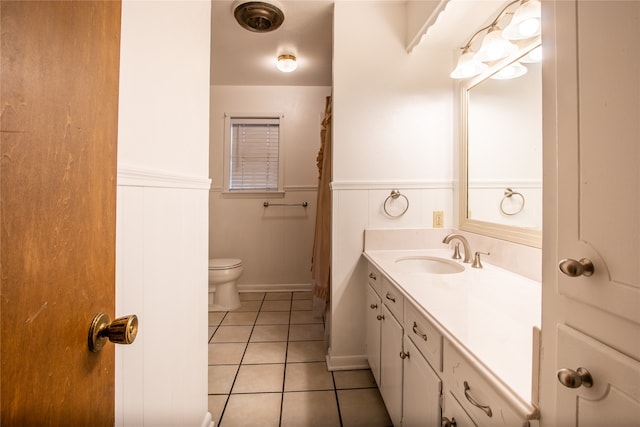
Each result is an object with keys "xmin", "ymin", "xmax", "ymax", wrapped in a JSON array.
[
  {"xmin": 365, "ymin": 264, "xmax": 404, "ymax": 427},
  {"xmin": 402, "ymin": 336, "xmax": 442, "ymax": 427},
  {"xmin": 380, "ymin": 303, "xmax": 403, "ymax": 427},
  {"xmin": 364, "ymin": 256, "xmax": 539, "ymax": 427},
  {"xmin": 366, "ymin": 283, "xmax": 382, "ymax": 387}
]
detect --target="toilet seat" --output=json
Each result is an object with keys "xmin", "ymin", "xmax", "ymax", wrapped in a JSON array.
[{"xmin": 209, "ymin": 258, "xmax": 242, "ymax": 270}]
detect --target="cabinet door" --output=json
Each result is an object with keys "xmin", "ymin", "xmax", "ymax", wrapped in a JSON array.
[
  {"xmin": 402, "ymin": 337, "xmax": 442, "ymax": 427},
  {"xmin": 380, "ymin": 304, "xmax": 403, "ymax": 427},
  {"xmin": 366, "ymin": 284, "xmax": 382, "ymax": 386},
  {"xmin": 555, "ymin": 0, "xmax": 640, "ymax": 325},
  {"xmin": 556, "ymin": 325, "xmax": 640, "ymax": 426}
]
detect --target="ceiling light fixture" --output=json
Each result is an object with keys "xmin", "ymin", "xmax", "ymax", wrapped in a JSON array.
[
  {"xmin": 490, "ymin": 61, "xmax": 528, "ymax": 80},
  {"xmin": 450, "ymin": 0, "xmax": 542, "ymax": 80},
  {"xmin": 276, "ymin": 54, "xmax": 297, "ymax": 73}
]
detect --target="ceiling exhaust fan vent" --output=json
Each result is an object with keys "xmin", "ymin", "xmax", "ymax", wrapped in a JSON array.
[{"xmin": 233, "ymin": 1, "xmax": 285, "ymax": 33}]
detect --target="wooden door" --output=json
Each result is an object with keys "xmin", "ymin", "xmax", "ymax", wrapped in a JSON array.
[{"xmin": 1, "ymin": 1, "xmax": 122, "ymax": 425}]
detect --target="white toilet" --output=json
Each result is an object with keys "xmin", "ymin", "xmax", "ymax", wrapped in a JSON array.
[{"xmin": 208, "ymin": 258, "xmax": 243, "ymax": 311}]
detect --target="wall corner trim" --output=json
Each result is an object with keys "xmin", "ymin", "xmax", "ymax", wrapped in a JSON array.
[{"xmin": 117, "ymin": 164, "xmax": 212, "ymax": 190}]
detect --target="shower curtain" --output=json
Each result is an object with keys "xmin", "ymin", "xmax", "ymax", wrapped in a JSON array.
[{"xmin": 311, "ymin": 95, "xmax": 332, "ymax": 304}]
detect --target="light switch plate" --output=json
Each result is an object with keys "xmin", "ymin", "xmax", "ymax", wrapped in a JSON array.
[{"xmin": 433, "ymin": 211, "xmax": 444, "ymax": 228}]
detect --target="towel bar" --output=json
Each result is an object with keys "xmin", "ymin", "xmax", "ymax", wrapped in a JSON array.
[{"xmin": 263, "ymin": 201, "xmax": 308, "ymax": 207}]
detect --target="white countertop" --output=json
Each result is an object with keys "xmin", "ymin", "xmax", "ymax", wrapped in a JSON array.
[{"xmin": 363, "ymin": 248, "xmax": 541, "ymax": 407}]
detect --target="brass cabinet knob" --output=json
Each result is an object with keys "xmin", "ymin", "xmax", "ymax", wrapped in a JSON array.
[
  {"xmin": 89, "ymin": 312, "xmax": 138, "ymax": 352},
  {"xmin": 557, "ymin": 367, "xmax": 593, "ymax": 388},
  {"xmin": 558, "ymin": 258, "xmax": 594, "ymax": 277}
]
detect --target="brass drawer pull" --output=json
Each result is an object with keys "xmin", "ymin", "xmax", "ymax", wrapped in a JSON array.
[
  {"xmin": 370, "ymin": 303, "xmax": 378, "ymax": 309},
  {"xmin": 463, "ymin": 381, "xmax": 493, "ymax": 417},
  {"xmin": 376, "ymin": 314, "xmax": 385, "ymax": 321},
  {"xmin": 399, "ymin": 351, "xmax": 410, "ymax": 359},
  {"xmin": 412, "ymin": 322, "xmax": 428, "ymax": 341},
  {"xmin": 385, "ymin": 292, "xmax": 396, "ymax": 303},
  {"xmin": 369, "ymin": 272, "xmax": 377, "ymax": 280}
]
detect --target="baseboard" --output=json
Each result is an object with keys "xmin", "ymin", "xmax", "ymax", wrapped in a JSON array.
[
  {"xmin": 237, "ymin": 283, "xmax": 313, "ymax": 293},
  {"xmin": 325, "ymin": 352, "xmax": 369, "ymax": 371}
]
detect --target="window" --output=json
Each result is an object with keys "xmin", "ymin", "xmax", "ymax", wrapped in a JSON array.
[{"xmin": 224, "ymin": 115, "xmax": 283, "ymax": 193}]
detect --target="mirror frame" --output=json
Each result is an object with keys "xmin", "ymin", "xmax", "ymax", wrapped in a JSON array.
[{"xmin": 459, "ymin": 38, "xmax": 542, "ymax": 248}]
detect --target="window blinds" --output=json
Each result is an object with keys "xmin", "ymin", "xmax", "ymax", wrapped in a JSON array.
[{"xmin": 229, "ymin": 117, "xmax": 280, "ymax": 191}]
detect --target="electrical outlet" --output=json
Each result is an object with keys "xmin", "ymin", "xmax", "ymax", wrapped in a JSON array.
[{"xmin": 433, "ymin": 211, "xmax": 444, "ymax": 228}]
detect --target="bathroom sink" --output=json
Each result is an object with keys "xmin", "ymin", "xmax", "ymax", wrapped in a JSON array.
[{"xmin": 394, "ymin": 256, "xmax": 465, "ymax": 275}]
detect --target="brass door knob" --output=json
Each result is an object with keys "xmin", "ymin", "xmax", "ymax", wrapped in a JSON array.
[{"xmin": 89, "ymin": 312, "xmax": 138, "ymax": 352}]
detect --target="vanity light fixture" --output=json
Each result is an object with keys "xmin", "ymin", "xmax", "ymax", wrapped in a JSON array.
[
  {"xmin": 276, "ymin": 54, "xmax": 297, "ymax": 72},
  {"xmin": 502, "ymin": 0, "xmax": 541, "ymax": 40},
  {"xmin": 474, "ymin": 24, "xmax": 518, "ymax": 62},
  {"xmin": 490, "ymin": 61, "xmax": 528, "ymax": 79},
  {"xmin": 450, "ymin": 0, "xmax": 541, "ymax": 79},
  {"xmin": 519, "ymin": 45, "xmax": 542, "ymax": 63},
  {"xmin": 450, "ymin": 47, "xmax": 488, "ymax": 79}
]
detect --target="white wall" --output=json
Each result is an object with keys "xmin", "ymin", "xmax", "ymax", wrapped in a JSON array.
[
  {"xmin": 328, "ymin": 1, "xmax": 455, "ymax": 369},
  {"xmin": 209, "ymin": 85, "xmax": 331, "ymax": 288},
  {"xmin": 115, "ymin": 1, "xmax": 211, "ymax": 425}
]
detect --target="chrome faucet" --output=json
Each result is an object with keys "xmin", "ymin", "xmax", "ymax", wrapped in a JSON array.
[{"xmin": 442, "ymin": 233, "xmax": 472, "ymax": 263}]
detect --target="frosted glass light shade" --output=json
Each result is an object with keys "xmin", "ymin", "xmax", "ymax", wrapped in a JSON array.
[
  {"xmin": 490, "ymin": 61, "xmax": 528, "ymax": 80},
  {"xmin": 276, "ymin": 54, "xmax": 297, "ymax": 72},
  {"xmin": 474, "ymin": 26, "xmax": 518, "ymax": 62},
  {"xmin": 520, "ymin": 46, "xmax": 542, "ymax": 63},
  {"xmin": 450, "ymin": 49, "xmax": 488, "ymax": 79},
  {"xmin": 503, "ymin": 0, "xmax": 541, "ymax": 40}
]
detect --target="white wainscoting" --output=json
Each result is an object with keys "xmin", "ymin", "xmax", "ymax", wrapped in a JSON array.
[
  {"xmin": 327, "ymin": 182, "xmax": 454, "ymax": 370},
  {"xmin": 115, "ymin": 166, "xmax": 211, "ymax": 426}
]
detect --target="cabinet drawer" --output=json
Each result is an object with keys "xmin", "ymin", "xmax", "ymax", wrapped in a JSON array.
[
  {"xmin": 367, "ymin": 263, "xmax": 382, "ymax": 295},
  {"xmin": 405, "ymin": 301, "xmax": 443, "ymax": 372},
  {"xmin": 444, "ymin": 340, "xmax": 527, "ymax": 427},
  {"xmin": 443, "ymin": 388, "xmax": 477, "ymax": 427},
  {"xmin": 381, "ymin": 276, "xmax": 403, "ymax": 321}
]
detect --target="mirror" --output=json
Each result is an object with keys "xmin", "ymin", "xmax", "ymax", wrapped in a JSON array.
[{"xmin": 460, "ymin": 41, "xmax": 542, "ymax": 247}]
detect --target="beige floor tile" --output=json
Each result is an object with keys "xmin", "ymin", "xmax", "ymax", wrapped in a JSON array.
[
  {"xmin": 281, "ymin": 390, "xmax": 341, "ymax": 427},
  {"xmin": 232, "ymin": 364, "xmax": 285, "ymax": 393},
  {"xmin": 333, "ymin": 369, "xmax": 377, "ymax": 389},
  {"xmin": 208, "ymin": 311, "xmax": 226, "ymax": 326},
  {"xmin": 256, "ymin": 311, "xmax": 290, "ymax": 325},
  {"xmin": 220, "ymin": 393, "xmax": 281, "ymax": 427},
  {"xmin": 208, "ymin": 365, "xmax": 239, "ymax": 394},
  {"xmin": 265, "ymin": 291, "xmax": 292, "ymax": 300},
  {"xmin": 209, "ymin": 342, "xmax": 247, "ymax": 365},
  {"xmin": 292, "ymin": 291, "xmax": 313, "ymax": 300},
  {"xmin": 243, "ymin": 341, "xmax": 287, "ymax": 364},
  {"xmin": 212, "ymin": 325, "xmax": 253, "ymax": 343},
  {"xmin": 284, "ymin": 362, "xmax": 334, "ymax": 392},
  {"xmin": 290, "ymin": 310, "xmax": 323, "ymax": 325},
  {"xmin": 239, "ymin": 292, "xmax": 265, "ymax": 301},
  {"xmin": 286, "ymin": 340, "xmax": 327, "ymax": 363},
  {"xmin": 207, "ymin": 394, "xmax": 228, "ymax": 425},
  {"xmin": 261, "ymin": 299, "xmax": 292, "ymax": 312},
  {"xmin": 288, "ymin": 324, "xmax": 325, "ymax": 341},
  {"xmin": 337, "ymin": 388, "xmax": 392, "ymax": 427},
  {"xmin": 221, "ymin": 311, "xmax": 258, "ymax": 326},
  {"xmin": 236, "ymin": 300, "xmax": 262, "ymax": 312},
  {"xmin": 291, "ymin": 299, "xmax": 313, "ymax": 310},
  {"xmin": 250, "ymin": 325, "xmax": 289, "ymax": 342}
]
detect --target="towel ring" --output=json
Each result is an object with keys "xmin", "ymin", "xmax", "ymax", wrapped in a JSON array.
[
  {"xmin": 499, "ymin": 188, "xmax": 525, "ymax": 216},
  {"xmin": 383, "ymin": 190, "xmax": 409, "ymax": 217}
]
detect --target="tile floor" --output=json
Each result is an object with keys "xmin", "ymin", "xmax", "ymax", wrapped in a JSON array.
[{"xmin": 208, "ymin": 291, "xmax": 392, "ymax": 427}]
